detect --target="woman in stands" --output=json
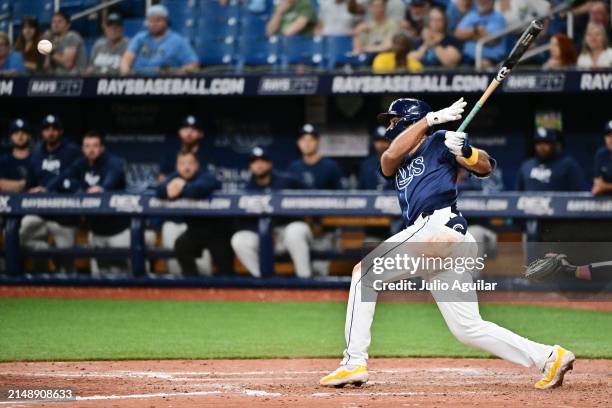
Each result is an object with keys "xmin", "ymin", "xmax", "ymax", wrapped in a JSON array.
[
  {"xmin": 577, "ymin": 22, "xmax": 612, "ymax": 69},
  {"xmin": 543, "ymin": 33, "xmax": 577, "ymax": 70},
  {"xmin": 408, "ymin": 6, "xmax": 462, "ymax": 68},
  {"xmin": 14, "ymin": 17, "xmax": 44, "ymax": 74}
]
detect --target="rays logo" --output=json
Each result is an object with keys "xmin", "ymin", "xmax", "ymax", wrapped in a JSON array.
[
  {"xmin": 496, "ymin": 66, "xmax": 511, "ymax": 82},
  {"xmin": 396, "ymin": 157, "xmax": 425, "ymax": 190}
]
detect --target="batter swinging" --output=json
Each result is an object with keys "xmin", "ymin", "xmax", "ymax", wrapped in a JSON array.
[{"xmin": 319, "ymin": 98, "xmax": 575, "ymax": 389}]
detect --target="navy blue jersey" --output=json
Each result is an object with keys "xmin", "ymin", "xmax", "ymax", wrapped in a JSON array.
[
  {"xmin": 594, "ymin": 147, "xmax": 612, "ymax": 183},
  {"xmin": 0, "ymin": 153, "xmax": 32, "ymax": 181},
  {"xmin": 246, "ymin": 171, "xmax": 304, "ymax": 192},
  {"xmin": 28, "ymin": 140, "xmax": 82, "ymax": 192},
  {"xmin": 156, "ymin": 170, "xmax": 221, "ymax": 199},
  {"xmin": 358, "ymin": 155, "xmax": 394, "ymax": 191},
  {"xmin": 383, "ymin": 130, "xmax": 460, "ymax": 226},
  {"xmin": 66, "ymin": 152, "xmax": 126, "ymax": 192},
  {"xmin": 516, "ymin": 155, "xmax": 586, "ymax": 191},
  {"xmin": 287, "ymin": 157, "xmax": 342, "ymax": 190}
]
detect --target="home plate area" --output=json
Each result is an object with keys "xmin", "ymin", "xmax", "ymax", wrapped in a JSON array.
[{"xmin": 1, "ymin": 358, "xmax": 610, "ymax": 407}]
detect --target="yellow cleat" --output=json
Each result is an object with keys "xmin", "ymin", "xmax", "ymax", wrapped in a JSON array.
[
  {"xmin": 320, "ymin": 365, "xmax": 369, "ymax": 388},
  {"xmin": 535, "ymin": 345, "xmax": 575, "ymax": 389}
]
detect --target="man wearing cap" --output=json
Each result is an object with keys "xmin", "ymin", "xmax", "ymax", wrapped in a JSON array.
[
  {"xmin": 358, "ymin": 126, "xmax": 393, "ymax": 191},
  {"xmin": 19, "ymin": 115, "xmax": 81, "ymax": 269},
  {"xmin": 287, "ymin": 124, "xmax": 343, "ymax": 190},
  {"xmin": 592, "ymin": 120, "xmax": 612, "ymax": 196},
  {"xmin": 402, "ymin": 0, "xmax": 431, "ymax": 39},
  {"xmin": 157, "ymin": 150, "xmax": 233, "ymax": 276},
  {"xmin": 88, "ymin": 13, "xmax": 129, "ymax": 74},
  {"xmin": 120, "ymin": 4, "xmax": 199, "ymax": 74},
  {"xmin": 0, "ymin": 119, "xmax": 33, "ymax": 192},
  {"xmin": 158, "ymin": 115, "xmax": 207, "ymax": 182},
  {"xmin": 43, "ymin": 11, "xmax": 87, "ymax": 74},
  {"xmin": 231, "ymin": 147, "xmax": 312, "ymax": 278},
  {"xmin": 516, "ymin": 128, "xmax": 585, "ymax": 191}
]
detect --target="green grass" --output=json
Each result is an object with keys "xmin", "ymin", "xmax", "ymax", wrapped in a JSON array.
[{"xmin": 0, "ymin": 298, "xmax": 611, "ymax": 362}]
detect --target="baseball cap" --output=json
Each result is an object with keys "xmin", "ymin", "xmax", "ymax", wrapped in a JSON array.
[
  {"xmin": 249, "ymin": 146, "xmax": 271, "ymax": 162},
  {"xmin": 9, "ymin": 118, "xmax": 32, "ymax": 134},
  {"xmin": 106, "ymin": 12, "xmax": 123, "ymax": 26},
  {"xmin": 534, "ymin": 127, "xmax": 559, "ymax": 142},
  {"xmin": 179, "ymin": 115, "xmax": 202, "ymax": 130},
  {"xmin": 147, "ymin": 4, "xmax": 169, "ymax": 18},
  {"xmin": 299, "ymin": 123, "xmax": 319, "ymax": 138},
  {"xmin": 372, "ymin": 126, "xmax": 387, "ymax": 140},
  {"xmin": 41, "ymin": 114, "xmax": 63, "ymax": 129},
  {"xmin": 604, "ymin": 120, "xmax": 612, "ymax": 135}
]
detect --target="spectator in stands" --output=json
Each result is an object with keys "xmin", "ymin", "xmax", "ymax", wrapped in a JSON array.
[
  {"xmin": 588, "ymin": 0, "xmax": 612, "ymax": 39},
  {"xmin": 156, "ymin": 150, "xmax": 233, "ymax": 277},
  {"xmin": 577, "ymin": 22, "xmax": 612, "ymax": 69},
  {"xmin": 287, "ymin": 124, "xmax": 343, "ymax": 189},
  {"xmin": 158, "ymin": 115, "xmax": 206, "ymax": 182},
  {"xmin": 120, "ymin": 5, "xmax": 199, "ymax": 74},
  {"xmin": 219, "ymin": 0, "xmax": 267, "ymax": 14},
  {"xmin": 0, "ymin": 32, "xmax": 25, "ymax": 74},
  {"xmin": 353, "ymin": 0, "xmax": 399, "ymax": 54},
  {"xmin": 231, "ymin": 147, "xmax": 313, "ymax": 278},
  {"xmin": 88, "ymin": 13, "xmax": 128, "ymax": 74},
  {"xmin": 20, "ymin": 115, "xmax": 82, "ymax": 272},
  {"xmin": 592, "ymin": 120, "xmax": 612, "ymax": 196},
  {"xmin": 372, "ymin": 32, "xmax": 423, "ymax": 72},
  {"xmin": 65, "ymin": 130, "xmax": 128, "ymax": 276},
  {"xmin": 543, "ymin": 33, "xmax": 578, "ymax": 70},
  {"xmin": 0, "ymin": 119, "xmax": 33, "ymax": 192},
  {"xmin": 409, "ymin": 7, "xmax": 462, "ymax": 68},
  {"xmin": 401, "ymin": 0, "xmax": 431, "ymax": 40},
  {"xmin": 516, "ymin": 128, "xmax": 585, "ymax": 191},
  {"xmin": 266, "ymin": 0, "xmax": 317, "ymax": 36},
  {"xmin": 495, "ymin": 0, "xmax": 549, "ymax": 27},
  {"xmin": 317, "ymin": 0, "xmax": 356, "ymax": 36},
  {"xmin": 358, "ymin": 126, "xmax": 393, "ymax": 190},
  {"xmin": 14, "ymin": 17, "xmax": 44, "ymax": 73},
  {"xmin": 446, "ymin": 0, "xmax": 473, "ymax": 33},
  {"xmin": 349, "ymin": 0, "xmax": 406, "ymax": 24},
  {"xmin": 43, "ymin": 11, "xmax": 87, "ymax": 74},
  {"xmin": 454, "ymin": 0, "xmax": 506, "ymax": 66}
]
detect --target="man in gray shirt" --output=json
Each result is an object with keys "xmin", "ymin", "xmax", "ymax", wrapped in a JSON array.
[
  {"xmin": 88, "ymin": 13, "xmax": 128, "ymax": 74},
  {"xmin": 43, "ymin": 11, "xmax": 87, "ymax": 74}
]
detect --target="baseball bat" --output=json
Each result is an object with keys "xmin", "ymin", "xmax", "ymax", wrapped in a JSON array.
[{"xmin": 457, "ymin": 19, "xmax": 545, "ymax": 132}]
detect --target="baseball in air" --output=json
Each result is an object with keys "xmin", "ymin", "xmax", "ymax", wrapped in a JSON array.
[{"xmin": 37, "ymin": 39, "xmax": 53, "ymax": 55}]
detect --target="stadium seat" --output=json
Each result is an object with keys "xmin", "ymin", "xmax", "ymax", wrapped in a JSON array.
[
  {"xmin": 197, "ymin": 35, "xmax": 235, "ymax": 66},
  {"xmin": 200, "ymin": 0, "xmax": 241, "ymax": 19},
  {"xmin": 235, "ymin": 35, "xmax": 280, "ymax": 69},
  {"xmin": 0, "ymin": 0, "xmax": 11, "ymax": 17},
  {"xmin": 123, "ymin": 18, "xmax": 145, "ymax": 38},
  {"xmin": 322, "ymin": 35, "xmax": 353, "ymax": 70},
  {"xmin": 198, "ymin": 16, "xmax": 239, "ymax": 40},
  {"xmin": 239, "ymin": 14, "xmax": 267, "ymax": 38},
  {"xmin": 12, "ymin": 0, "xmax": 53, "ymax": 24},
  {"xmin": 279, "ymin": 35, "xmax": 323, "ymax": 69}
]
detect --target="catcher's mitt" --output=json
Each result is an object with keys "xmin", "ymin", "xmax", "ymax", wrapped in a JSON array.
[{"xmin": 525, "ymin": 253, "xmax": 577, "ymax": 282}]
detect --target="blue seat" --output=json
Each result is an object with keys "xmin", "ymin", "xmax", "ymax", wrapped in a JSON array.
[
  {"xmin": 197, "ymin": 35, "xmax": 235, "ymax": 65},
  {"xmin": 123, "ymin": 18, "xmax": 145, "ymax": 38},
  {"xmin": 279, "ymin": 35, "xmax": 323, "ymax": 68},
  {"xmin": 236, "ymin": 35, "xmax": 279, "ymax": 68},
  {"xmin": 117, "ymin": 0, "xmax": 146, "ymax": 17},
  {"xmin": 12, "ymin": 0, "xmax": 53, "ymax": 24},
  {"xmin": 240, "ymin": 14, "xmax": 268, "ymax": 38},
  {"xmin": 322, "ymin": 35, "xmax": 353, "ymax": 69},
  {"xmin": 200, "ymin": 0, "xmax": 241, "ymax": 18},
  {"xmin": 198, "ymin": 16, "xmax": 239, "ymax": 39},
  {"xmin": 0, "ymin": 0, "xmax": 11, "ymax": 17}
]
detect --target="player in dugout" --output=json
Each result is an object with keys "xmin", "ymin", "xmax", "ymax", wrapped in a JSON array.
[
  {"xmin": 156, "ymin": 149, "xmax": 233, "ymax": 276},
  {"xmin": 230, "ymin": 146, "xmax": 312, "ymax": 278},
  {"xmin": 592, "ymin": 120, "xmax": 612, "ymax": 196},
  {"xmin": 0, "ymin": 119, "xmax": 34, "ymax": 193}
]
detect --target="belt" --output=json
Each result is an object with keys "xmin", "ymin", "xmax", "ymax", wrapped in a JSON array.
[{"xmin": 421, "ymin": 204, "xmax": 459, "ymax": 218}]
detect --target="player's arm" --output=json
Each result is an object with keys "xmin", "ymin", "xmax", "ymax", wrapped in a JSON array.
[
  {"xmin": 444, "ymin": 131, "xmax": 494, "ymax": 176},
  {"xmin": 0, "ymin": 179, "xmax": 26, "ymax": 192},
  {"xmin": 120, "ymin": 51, "xmax": 135, "ymax": 74},
  {"xmin": 456, "ymin": 148, "xmax": 493, "ymax": 175}
]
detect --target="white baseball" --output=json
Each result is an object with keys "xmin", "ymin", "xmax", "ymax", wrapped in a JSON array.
[{"xmin": 37, "ymin": 39, "xmax": 53, "ymax": 55}]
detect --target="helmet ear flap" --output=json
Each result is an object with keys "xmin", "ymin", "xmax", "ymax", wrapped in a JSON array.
[{"xmin": 384, "ymin": 117, "xmax": 413, "ymax": 141}]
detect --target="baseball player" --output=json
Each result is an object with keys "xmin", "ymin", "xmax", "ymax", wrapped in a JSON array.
[
  {"xmin": 592, "ymin": 120, "xmax": 612, "ymax": 196},
  {"xmin": 358, "ymin": 126, "xmax": 394, "ymax": 191},
  {"xmin": 320, "ymin": 98, "xmax": 575, "ymax": 389},
  {"xmin": 0, "ymin": 119, "xmax": 33, "ymax": 192}
]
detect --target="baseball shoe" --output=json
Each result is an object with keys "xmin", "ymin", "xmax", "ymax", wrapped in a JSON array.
[
  {"xmin": 319, "ymin": 365, "xmax": 369, "ymax": 388},
  {"xmin": 535, "ymin": 345, "xmax": 575, "ymax": 389}
]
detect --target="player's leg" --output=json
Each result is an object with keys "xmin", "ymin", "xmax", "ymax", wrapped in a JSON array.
[
  {"xmin": 281, "ymin": 221, "xmax": 313, "ymax": 278},
  {"xmin": 161, "ymin": 221, "xmax": 188, "ymax": 275},
  {"xmin": 231, "ymin": 230, "xmax": 261, "ymax": 277},
  {"xmin": 19, "ymin": 215, "xmax": 49, "ymax": 249}
]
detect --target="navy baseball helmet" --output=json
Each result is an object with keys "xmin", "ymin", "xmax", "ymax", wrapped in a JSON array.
[
  {"xmin": 372, "ymin": 126, "xmax": 387, "ymax": 140},
  {"xmin": 604, "ymin": 120, "xmax": 612, "ymax": 135},
  {"xmin": 180, "ymin": 115, "xmax": 202, "ymax": 130},
  {"xmin": 41, "ymin": 114, "xmax": 63, "ymax": 129},
  {"xmin": 534, "ymin": 127, "xmax": 559, "ymax": 142},
  {"xmin": 8, "ymin": 118, "xmax": 32, "ymax": 134},
  {"xmin": 249, "ymin": 146, "xmax": 271, "ymax": 162},
  {"xmin": 377, "ymin": 98, "xmax": 432, "ymax": 126}
]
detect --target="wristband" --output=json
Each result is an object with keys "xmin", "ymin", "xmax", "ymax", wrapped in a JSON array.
[{"xmin": 463, "ymin": 147, "xmax": 479, "ymax": 165}]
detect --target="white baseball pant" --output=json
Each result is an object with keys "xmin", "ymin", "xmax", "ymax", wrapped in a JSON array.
[
  {"xmin": 89, "ymin": 229, "xmax": 130, "ymax": 276},
  {"xmin": 19, "ymin": 214, "xmax": 76, "ymax": 249},
  {"xmin": 230, "ymin": 221, "xmax": 313, "ymax": 278},
  {"xmin": 161, "ymin": 221, "xmax": 212, "ymax": 275},
  {"xmin": 341, "ymin": 206, "xmax": 553, "ymax": 370}
]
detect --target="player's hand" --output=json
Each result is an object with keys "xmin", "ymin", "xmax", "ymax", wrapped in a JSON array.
[
  {"xmin": 426, "ymin": 97, "xmax": 467, "ymax": 127},
  {"xmin": 444, "ymin": 131, "xmax": 467, "ymax": 156}
]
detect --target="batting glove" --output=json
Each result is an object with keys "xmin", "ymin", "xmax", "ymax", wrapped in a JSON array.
[
  {"xmin": 444, "ymin": 131, "xmax": 467, "ymax": 156},
  {"xmin": 426, "ymin": 97, "xmax": 467, "ymax": 127}
]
